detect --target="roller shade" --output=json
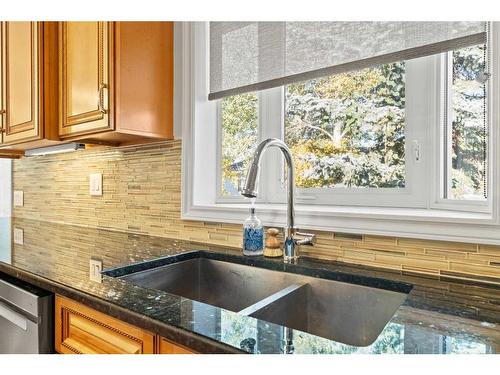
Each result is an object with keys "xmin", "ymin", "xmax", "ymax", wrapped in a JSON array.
[{"xmin": 209, "ymin": 21, "xmax": 486, "ymax": 100}]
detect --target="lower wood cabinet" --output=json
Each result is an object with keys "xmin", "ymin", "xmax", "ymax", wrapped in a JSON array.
[
  {"xmin": 157, "ymin": 337, "xmax": 195, "ymax": 354},
  {"xmin": 55, "ymin": 295, "xmax": 196, "ymax": 354}
]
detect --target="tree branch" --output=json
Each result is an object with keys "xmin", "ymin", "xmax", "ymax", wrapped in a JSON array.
[{"xmin": 303, "ymin": 123, "xmax": 336, "ymax": 144}]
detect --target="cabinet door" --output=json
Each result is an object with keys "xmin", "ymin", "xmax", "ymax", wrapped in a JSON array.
[
  {"xmin": 59, "ymin": 22, "xmax": 112, "ymax": 138},
  {"xmin": 55, "ymin": 295, "xmax": 155, "ymax": 354},
  {"xmin": 0, "ymin": 22, "xmax": 40, "ymax": 145},
  {"xmin": 158, "ymin": 337, "xmax": 196, "ymax": 354}
]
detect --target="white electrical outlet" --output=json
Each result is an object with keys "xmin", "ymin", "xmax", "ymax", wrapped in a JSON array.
[
  {"xmin": 13, "ymin": 228, "xmax": 24, "ymax": 245},
  {"xmin": 13, "ymin": 190, "xmax": 24, "ymax": 207},
  {"xmin": 89, "ymin": 173, "xmax": 103, "ymax": 196},
  {"xmin": 89, "ymin": 259, "xmax": 103, "ymax": 283}
]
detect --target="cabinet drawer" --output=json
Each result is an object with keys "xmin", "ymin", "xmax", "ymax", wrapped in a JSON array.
[{"xmin": 55, "ymin": 295, "xmax": 154, "ymax": 354}]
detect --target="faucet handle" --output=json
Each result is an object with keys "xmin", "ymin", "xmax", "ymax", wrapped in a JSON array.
[{"xmin": 294, "ymin": 231, "xmax": 316, "ymax": 246}]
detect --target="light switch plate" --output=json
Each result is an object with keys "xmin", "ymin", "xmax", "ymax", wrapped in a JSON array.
[
  {"xmin": 13, "ymin": 228, "xmax": 24, "ymax": 245},
  {"xmin": 89, "ymin": 258, "xmax": 103, "ymax": 283},
  {"xmin": 13, "ymin": 190, "xmax": 24, "ymax": 207},
  {"xmin": 89, "ymin": 173, "xmax": 103, "ymax": 196}
]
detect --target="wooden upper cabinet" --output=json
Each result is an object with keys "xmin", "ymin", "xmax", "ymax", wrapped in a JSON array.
[
  {"xmin": 59, "ymin": 22, "xmax": 111, "ymax": 137},
  {"xmin": 59, "ymin": 22, "xmax": 173, "ymax": 145},
  {"xmin": 0, "ymin": 21, "xmax": 172, "ymax": 156},
  {"xmin": 0, "ymin": 22, "xmax": 58, "ymax": 152},
  {"xmin": 0, "ymin": 22, "xmax": 59, "ymax": 157},
  {"xmin": 1, "ymin": 22, "xmax": 39, "ymax": 143}
]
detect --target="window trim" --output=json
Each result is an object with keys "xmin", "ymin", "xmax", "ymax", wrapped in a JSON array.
[{"xmin": 181, "ymin": 21, "xmax": 500, "ymax": 245}]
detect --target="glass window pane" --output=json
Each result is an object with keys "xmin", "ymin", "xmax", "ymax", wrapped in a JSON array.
[
  {"xmin": 284, "ymin": 62, "xmax": 406, "ymax": 189},
  {"xmin": 448, "ymin": 44, "xmax": 488, "ymax": 200},
  {"xmin": 220, "ymin": 93, "xmax": 258, "ymax": 197}
]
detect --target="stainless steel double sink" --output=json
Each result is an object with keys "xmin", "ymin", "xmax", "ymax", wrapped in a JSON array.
[{"xmin": 117, "ymin": 256, "xmax": 410, "ymax": 347}]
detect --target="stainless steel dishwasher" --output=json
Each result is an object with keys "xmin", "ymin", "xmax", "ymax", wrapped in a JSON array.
[{"xmin": 0, "ymin": 272, "xmax": 54, "ymax": 353}]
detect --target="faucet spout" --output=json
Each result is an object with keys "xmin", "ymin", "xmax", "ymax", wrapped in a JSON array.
[{"xmin": 241, "ymin": 138, "xmax": 314, "ymax": 262}]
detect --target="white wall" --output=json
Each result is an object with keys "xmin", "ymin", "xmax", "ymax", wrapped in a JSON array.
[
  {"xmin": 0, "ymin": 160, "xmax": 11, "ymax": 263},
  {"xmin": 0, "ymin": 159, "xmax": 12, "ymax": 217}
]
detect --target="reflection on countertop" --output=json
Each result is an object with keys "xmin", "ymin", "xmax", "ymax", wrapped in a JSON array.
[{"xmin": 0, "ymin": 217, "xmax": 499, "ymax": 354}]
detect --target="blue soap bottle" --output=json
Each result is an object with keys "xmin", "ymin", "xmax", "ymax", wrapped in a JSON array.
[{"xmin": 242, "ymin": 207, "xmax": 264, "ymax": 256}]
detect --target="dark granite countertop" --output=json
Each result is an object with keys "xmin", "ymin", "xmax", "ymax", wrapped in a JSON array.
[{"xmin": 1, "ymin": 217, "xmax": 499, "ymax": 354}]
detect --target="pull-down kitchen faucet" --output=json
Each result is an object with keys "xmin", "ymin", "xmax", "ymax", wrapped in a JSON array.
[{"xmin": 241, "ymin": 138, "xmax": 316, "ymax": 263}]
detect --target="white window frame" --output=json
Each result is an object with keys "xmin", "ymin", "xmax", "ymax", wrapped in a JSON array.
[
  {"xmin": 181, "ymin": 22, "xmax": 500, "ymax": 245},
  {"xmin": 248, "ymin": 57, "xmax": 431, "ymax": 209},
  {"xmin": 429, "ymin": 48, "xmax": 493, "ymax": 213}
]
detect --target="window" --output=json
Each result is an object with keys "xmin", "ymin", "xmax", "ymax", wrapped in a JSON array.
[
  {"xmin": 182, "ymin": 22, "xmax": 500, "ymax": 244},
  {"xmin": 220, "ymin": 93, "xmax": 258, "ymax": 197},
  {"xmin": 218, "ymin": 43, "xmax": 490, "ymax": 209},
  {"xmin": 284, "ymin": 62, "xmax": 406, "ymax": 190},
  {"xmin": 444, "ymin": 44, "xmax": 488, "ymax": 201}
]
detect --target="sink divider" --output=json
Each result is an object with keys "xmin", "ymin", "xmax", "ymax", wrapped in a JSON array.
[{"xmin": 238, "ymin": 283, "xmax": 307, "ymax": 316}]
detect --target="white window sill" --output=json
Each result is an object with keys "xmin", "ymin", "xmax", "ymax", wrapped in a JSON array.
[{"xmin": 182, "ymin": 202, "xmax": 500, "ymax": 245}]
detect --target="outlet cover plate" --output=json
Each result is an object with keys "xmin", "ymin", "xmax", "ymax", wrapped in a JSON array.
[
  {"xmin": 89, "ymin": 258, "xmax": 103, "ymax": 283},
  {"xmin": 13, "ymin": 228, "xmax": 24, "ymax": 245},
  {"xmin": 13, "ymin": 190, "xmax": 24, "ymax": 207},
  {"xmin": 89, "ymin": 173, "xmax": 103, "ymax": 196}
]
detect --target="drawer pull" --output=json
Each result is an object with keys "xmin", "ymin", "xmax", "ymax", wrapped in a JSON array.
[{"xmin": 0, "ymin": 301, "xmax": 28, "ymax": 331}]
